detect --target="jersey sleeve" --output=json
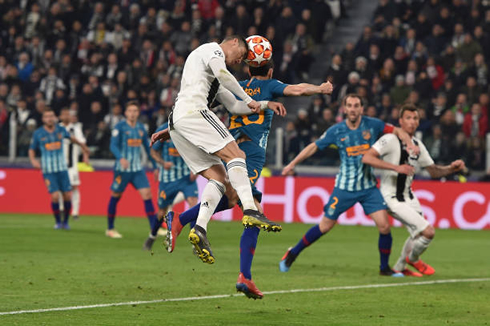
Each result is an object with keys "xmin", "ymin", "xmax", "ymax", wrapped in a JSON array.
[
  {"xmin": 202, "ymin": 43, "xmax": 226, "ymax": 66},
  {"xmin": 269, "ymin": 79, "xmax": 288, "ymax": 98},
  {"xmin": 74, "ymin": 124, "xmax": 86, "ymax": 144},
  {"xmin": 369, "ymin": 117, "xmax": 387, "ymax": 138},
  {"xmin": 417, "ymin": 141, "xmax": 434, "ymax": 168},
  {"xmin": 372, "ymin": 134, "xmax": 396, "ymax": 157},
  {"xmin": 315, "ymin": 127, "xmax": 336, "ymax": 150}
]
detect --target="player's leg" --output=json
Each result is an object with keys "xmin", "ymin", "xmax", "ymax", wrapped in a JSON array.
[
  {"xmin": 49, "ymin": 187, "xmax": 62, "ymax": 229},
  {"xmin": 58, "ymin": 171, "xmax": 73, "ymax": 229},
  {"xmin": 216, "ymin": 141, "xmax": 281, "ymax": 232},
  {"xmin": 106, "ymin": 171, "xmax": 128, "ymax": 238},
  {"xmin": 132, "ymin": 170, "xmax": 158, "ymax": 231},
  {"xmin": 69, "ymin": 167, "xmax": 81, "ymax": 219},
  {"xmin": 280, "ymin": 187, "xmax": 351, "ymax": 272}
]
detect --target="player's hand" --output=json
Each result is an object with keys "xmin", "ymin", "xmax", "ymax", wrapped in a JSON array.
[
  {"xmin": 248, "ymin": 100, "xmax": 261, "ymax": 114},
  {"xmin": 163, "ymin": 161, "xmax": 173, "ymax": 170},
  {"xmin": 31, "ymin": 159, "xmax": 41, "ymax": 169},
  {"xmin": 189, "ymin": 172, "xmax": 197, "ymax": 182},
  {"xmin": 150, "ymin": 128, "xmax": 170, "ymax": 146},
  {"xmin": 321, "ymin": 81, "xmax": 334, "ymax": 95},
  {"xmin": 451, "ymin": 159, "xmax": 466, "ymax": 173},
  {"xmin": 281, "ymin": 163, "xmax": 295, "ymax": 176},
  {"xmin": 82, "ymin": 152, "xmax": 90, "ymax": 164},
  {"xmin": 120, "ymin": 158, "xmax": 129, "ymax": 169},
  {"xmin": 267, "ymin": 101, "xmax": 287, "ymax": 117},
  {"xmin": 396, "ymin": 164, "xmax": 415, "ymax": 176},
  {"xmin": 406, "ymin": 142, "xmax": 420, "ymax": 156}
]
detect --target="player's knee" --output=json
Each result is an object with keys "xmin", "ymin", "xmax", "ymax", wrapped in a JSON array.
[
  {"xmin": 51, "ymin": 192, "xmax": 60, "ymax": 202},
  {"xmin": 422, "ymin": 225, "xmax": 435, "ymax": 239},
  {"xmin": 319, "ymin": 217, "xmax": 335, "ymax": 233},
  {"xmin": 140, "ymin": 188, "xmax": 152, "ymax": 200},
  {"xmin": 377, "ymin": 223, "xmax": 391, "ymax": 234}
]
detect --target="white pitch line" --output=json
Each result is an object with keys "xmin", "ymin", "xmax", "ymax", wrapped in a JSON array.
[{"xmin": 1, "ymin": 278, "xmax": 489, "ymax": 316}]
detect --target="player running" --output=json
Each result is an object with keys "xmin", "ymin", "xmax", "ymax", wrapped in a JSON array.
[
  {"xmin": 106, "ymin": 101, "xmax": 158, "ymax": 239},
  {"xmin": 142, "ymin": 121, "xmax": 198, "ymax": 251},
  {"xmin": 150, "ymin": 35, "xmax": 284, "ymax": 265},
  {"xmin": 362, "ymin": 104, "xmax": 466, "ymax": 276},
  {"xmin": 59, "ymin": 108, "xmax": 88, "ymax": 220},
  {"xmin": 162, "ymin": 60, "xmax": 332, "ymax": 299},
  {"xmin": 279, "ymin": 94, "xmax": 418, "ymax": 277},
  {"xmin": 29, "ymin": 109, "xmax": 89, "ymax": 229}
]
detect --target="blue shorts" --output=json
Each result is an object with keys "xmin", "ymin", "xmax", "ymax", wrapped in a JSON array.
[
  {"xmin": 158, "ymin": 175, "xmax": 198, "ymax": 209},
  {"xmin": 111, "ymin": 170, "xmax": 150, "ymax": 193},
  {"xmin": 238, "ymin": 141, "xmax": 266, "ymax": 203},
  {"xmin": 323, "ymin": 187, "xmax": 387, "ymax": 220},
  {"xmin": 43, "ymin": 171, "xmax": 72, "ymax": 194}
]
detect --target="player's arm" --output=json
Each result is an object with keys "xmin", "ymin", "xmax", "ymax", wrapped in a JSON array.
[
  {"xmin": 208, "ymin": 57, "xmax": 261, "ymax": 112},
  {"xmin": 150, "ymin": 148, "xmax": 165, "ymax": 166},
  {"xmin": 362, "ymin": 148, "xmax": 415, "ymax": 175},
  {"xmin": 110, "ymin": 127, "xmax": 128, "ymax": 169},
  {"xmin": 282, "ymin": 142, "xmax": 319, "ymax": 175},
  {"xmin": 150, "ymin": 128, "xmax": 170, "ymax": 146},
  {"xmin": 70, "ymin": 136, "xmax": 90, "ymax": 157},
  {"xmin": 142, "ymin": 134, "xmax": 157, "ymax": 169},
  {"xmin": 391, "ymin": 126, "xmax": 419, "ymax": 156},
  {"xmin": 74, "ymin": 125, "xmax": 89, "ymax": 163},
  {"xmin": 425, "ymin": 160, "xmax": 466, "ymax": 179},
  {"xmin": 283, "ymin": 81, "xmax": 333, "ymax": 96},
  {"xmin": 28, "ymin": 134, "xmax": 41, "ymax": 169},
  {"xmin": 215, "ymin": 87, "xmax": 287, "ymax": 116}
]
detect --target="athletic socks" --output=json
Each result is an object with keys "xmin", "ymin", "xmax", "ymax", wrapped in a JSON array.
[
  {"xmin": 179, "ymin": 195, "xmax": 229, "ymax": 227},
  {"xmin": 394, "ymin": 236, "xmax": 413, "ymax": 272},
  {"xmin": 71, "ymin": 188, "xmax": 80, "ymax": 216},
  {"xmin": 107, "ymin": 196, "xmax": 121, "ymax": 230},
  {"xmin": 240, "ymin": 227, "xmax": 260, "ymax": 279},
  {"xmin": 51, "ymin": 202, "xmax": 61, "ymax": 224},
  {"xmin": 409, "ymin": 236, "xmax": 432, "ymax": 262},
  {"xmin": 290, "ymin": 225, "xmax": 324, "ymax": 256},
  {"xmin": 195, "ymin": 180, "xmax": 225, "ymax": 231},
  {"xmin": 227, "ymin": 158, "xmax": 256, "ymax": 211},
  {"xmin": 63, "ymin": 201, "xmax": 71, "ymax": 224},
  {"xmin": 378, "ymin": 232, "xmax": 393, "ymax": 271},
  {"xmin": 144, "ymin": 199, "xmax": 158, "ymax": 230}
]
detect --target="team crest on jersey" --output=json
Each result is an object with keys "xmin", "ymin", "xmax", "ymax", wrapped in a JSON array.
[
  {"xmin": 214, "ymin": 50, "xmax": 223, "ymax": 57},
  {"xmin": 362, "ymin": 130, "xmax": 371, "ymax": 140},
  {"xmin": 139, "ymin": 130, "xmax": 144, "ymax": 137},
  {"xmin": 58, "ymin": 133, "xmax": 62, "ymax": 140}
]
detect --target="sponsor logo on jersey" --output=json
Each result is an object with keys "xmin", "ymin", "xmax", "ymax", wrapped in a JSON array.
[
  {"xmin": 127, "ymin": 139, "xmax": 142, "ymax": 147},
  {"xmin": 168, "ymin": 148, "xmax": 180, "ymax": 157},
  {"xmin": 346, "ymin": 144, "xmax": 370, "ymax": 156},
  {"xmin": 45, "ymin": 141, "xmax": 61, "ymax": 150}
]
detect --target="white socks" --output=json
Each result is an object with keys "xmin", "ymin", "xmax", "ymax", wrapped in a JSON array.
[
  {"xmin": 72, "ymin": 188, "xmax": 80, "ymax": 216},
  {"xmin": 226, "ymin": 158, "xmax": 255, "ymax": 211},
  {"xmin": 409, "ymin": 236, "xmax": 432, "ymax": 262},
  {"xmin": 394, "ymin": 236, "xmax": 413, "ymax": 272},
  {"xmin": 195, "ymin": 179, "xmax": 225, "ymax": 231}
]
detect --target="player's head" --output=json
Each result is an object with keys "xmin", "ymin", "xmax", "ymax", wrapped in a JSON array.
[
  {"xmin": 399, "ymin": 104, "xmax": 419, "ymax": 136},
  {"xmin": 42, "ymin": 109, "xmax": 57, "ymax": 128},
  {"xmin": 342, "ymin": 94, "xmax": 364, "ymax": 124},
  {"xmin": 221, "ymin": 35, "xmax": 248, "ymax": 66},
  {"xmin": 125, "ymin": 101, "xmax": 140, "ymax": 122},
  {"xmin": 248, "ymin": 60, "xmax": 274, "ymax": 79},
  {"xmin": 59, "ymin": 107, "xmax": 71, "ymax": 124}
]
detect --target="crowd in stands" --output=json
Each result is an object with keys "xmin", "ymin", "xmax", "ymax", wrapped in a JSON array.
[{"xmin": 290, "ymin": 0, "xmax": 490, "ymax": 172}]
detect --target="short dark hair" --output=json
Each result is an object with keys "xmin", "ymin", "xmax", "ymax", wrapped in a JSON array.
[
  {"xmin": 125, "ymin": 100, "xmax": 139, "ymax": 109},
  {"xmin": 42, "ymin": 108, "xmax": 55, "ymax": 115},
  {"xmin": 223, "ymin": 35, "xmax": 248, "ymax": 60},
  {"xmin": 399, "ymin": 104, "xmax": 419, "ymax": 118},
  {"xmin": 249, "ymin": 60, "xmax": 274, "ymax": 77},
  {"xmin": 343, "ymin": 93, "xmax": 363, "ymax": 107}
]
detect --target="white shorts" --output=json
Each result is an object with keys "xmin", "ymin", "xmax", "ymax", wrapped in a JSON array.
[
  {"xmin": 385, "ymin": 195, "xmax": 430, "ymax": 238},
  {"xmin": 170, "ymin": 109, "xmax": 235, "ymax": 174},
  {"xmin": 68, "ymin": 166, "xmax": 80, "ymax": 186}
]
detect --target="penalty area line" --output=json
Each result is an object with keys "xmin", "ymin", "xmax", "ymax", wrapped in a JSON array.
[{"xmin": 1, "ymin": 278, "xmax": 489, "ymax": 316}]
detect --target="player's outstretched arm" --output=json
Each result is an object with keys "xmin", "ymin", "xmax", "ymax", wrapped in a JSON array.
[
  {"xmin": 282, "ymin": 142, "xmax": 319, "ymax": 175},
  {"xmin": 150, "ymin": 128, "xmax": 170, "ymax": 146},
  {"xmin": 28, "ymin": 149, "xmax": 41, "ymax": 169},
  {"xmin": 425, "ymin": 159, "xmax": 467, "ymax": 179},
  {"xmin": 215, "ymin": 87, "xmax": 286, "ymax": 116},
  {"xmin": 392, "ymin": 127, "xmax": 420, "ymax": 156},
  {"xmin": 362, "ymin": 148, "xmax": 415, "ymax": 175},
  {"xmin": 283, "ymin": 81, "xmax": 333, "ymax": 96}
]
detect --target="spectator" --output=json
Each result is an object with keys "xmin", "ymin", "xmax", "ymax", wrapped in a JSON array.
[
  {"xmin": 390, "ymin": 75, "xmax": 411, "ymax": 105},
  {"xmin": 463, "ymin": 103, "xmax": 488, "ymax": 138},
  {"xmin": 16, "ymin": 53, "xmax": 34, "ymax": 82}
]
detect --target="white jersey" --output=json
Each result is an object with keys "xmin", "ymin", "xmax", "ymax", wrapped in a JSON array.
[
  {"xmin": 372, "ymin": 134, "xmax": 434, "ymax": 201},
  {"xmin": 173, "ymin": 42, "xmax": 225, "ymax": 123},
  {"xmin": 60, "ymin": 122, "xmax": 85, "ymax": 170}
]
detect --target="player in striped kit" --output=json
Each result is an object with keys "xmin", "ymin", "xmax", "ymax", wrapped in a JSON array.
[
  {"xmin": 106, "ymin": 101, "xmax": 158, "ymax": 239},
  {"xmin": 362, "ymin": 104, "xmax": 466, "ymax": 276},
  {"xmin": 29, "ymin": 109, "xmax": 89, "ymax": 229},
  {"xmin": 142, "ymin": 121, "xmax": 198, "ymax": 250},
  {"xmin": 279, "ymin": 94, "xmax": 418, "ymax": 276},
  {"xmin": 59, "ymin": 108, "xmax": 88, "ymax": 220}
]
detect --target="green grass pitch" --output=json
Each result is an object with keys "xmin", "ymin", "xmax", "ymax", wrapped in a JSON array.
[{"xmin": 0, "ymin": 214, "xmax": 489, "ymax": 325}]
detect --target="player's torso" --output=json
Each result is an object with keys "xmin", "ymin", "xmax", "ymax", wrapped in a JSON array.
[
  {"xmin": 229, "ymin": 79, "xmax": 278, "ymax": 151},
  {"xmin": 334, "ymin": 119, "xmax": 380, "ymax": 191},
  {"xmin": 159, "ymin": 140, "xmax": 190, "ymax": 183},
  {"xmin": 36, "ymin": 126, "xmax": 67, "ymax": 174},
  {"xmin": 61, "ymin": 123, "xmax": 80, "ymax": 170},
  {"xmin": 116, "ymin": 121, "xmax": 145, "ymax": 172},
  {"xmin": 174, "ymin": 43, "xmax": 221, "ymax": 119}
]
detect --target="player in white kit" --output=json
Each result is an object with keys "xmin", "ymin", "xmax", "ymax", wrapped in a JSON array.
[
  {"xmin": 362, "ymin": 104, "xmax": 466, "ymax": 276},
  {"xmin": 59, "ymin": 107, "xmax": 88, "ymax": 220},
  {"xmin": 151, "ymin": 35, "xmax": 283, "ymax": 264}
]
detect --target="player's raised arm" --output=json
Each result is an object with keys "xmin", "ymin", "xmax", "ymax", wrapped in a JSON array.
[
  {"xmin": 392, "ymin": 126, "xmax": 419, "ymax": 156},
  {"xmin": 283, "ymin": 81, "xmax": 333, "ymax": 96},
  {"xmin": 215, "ymin": 86, "xmax": 287, "ymax": 116},
  {"xmin": 362, "ymin": 148, "xmax": 415, "ymax": 175}
]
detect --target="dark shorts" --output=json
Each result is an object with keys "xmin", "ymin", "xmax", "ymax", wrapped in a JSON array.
[{"xmin": 323, "ymin": 186, "xmax": 387, "ymax": 220}]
